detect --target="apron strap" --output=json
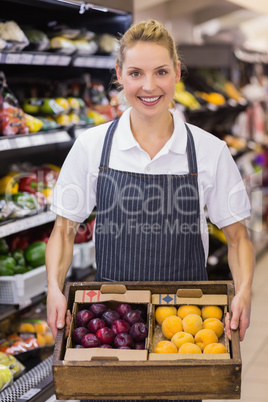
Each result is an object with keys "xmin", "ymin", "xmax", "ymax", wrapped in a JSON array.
[
  {"xmin": 185, "ymin": 123, "xmax": 198, "ymax": 175},
  {"xmin": 99, "ymin": 118, "xmax": 198, "ymax": 176},
  {"xmin": 99, "ymin": 118, "xmax": 120, "ymax": 168}
]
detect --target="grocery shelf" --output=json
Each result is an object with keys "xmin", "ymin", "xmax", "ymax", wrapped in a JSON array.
[
  {"xmin": 0, "ymin": 51, "xmax": 71, "ymax": 66},
  {"xmin": 0, "ymin": 50, "xmax": 117, "ymax": 69},
  {"xmin": 0, "ymin": 355, "xmax": 54, "ymax": 402},
  {"xmin": 0, "ymin": 131, "xmax": 71, "ymax": 152},
  {"xmin": 0, "ymin": 211, "xmax": 56, "ymax": 238}
]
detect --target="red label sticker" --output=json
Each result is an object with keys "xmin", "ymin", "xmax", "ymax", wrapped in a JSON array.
[{"xmin": 82, "ymin": 290, "xmax": 101, "ymax": 302}]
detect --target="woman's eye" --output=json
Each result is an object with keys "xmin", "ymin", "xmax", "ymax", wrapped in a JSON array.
[
  {"xmin": 158, "ymin": 70, "xmax": 168, "ymax": 76},
  {"xmin": 130, "ymin": 71, "xmax": 140, "ymax": 78}
]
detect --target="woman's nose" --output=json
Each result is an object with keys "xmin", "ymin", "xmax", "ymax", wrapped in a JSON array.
[{"xmin": 142, "ymin": 75, "xmax": 155, "ymax": 92}]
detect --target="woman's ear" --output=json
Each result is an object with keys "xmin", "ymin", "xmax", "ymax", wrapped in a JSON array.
[
  {"xmin": 115, "ymin": 65, "xmax": 123, "ymax": 85},
  {"xmin": 175, "ymin": 61, "xmax": 181, "ymax": 83}
]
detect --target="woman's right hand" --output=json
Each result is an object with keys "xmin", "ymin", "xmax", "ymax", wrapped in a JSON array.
[{"xmin": 47, "ymin": 285, "xmax": 71, "ymax": 339}]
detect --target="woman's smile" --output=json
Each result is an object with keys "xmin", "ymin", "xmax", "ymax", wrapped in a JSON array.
[{"xmin": 116, "ymin": 41, "xmax": 180, "ymax": 119}]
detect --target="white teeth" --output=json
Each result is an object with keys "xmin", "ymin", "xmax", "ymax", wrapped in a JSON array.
[{"xmin": 140, "ymin": 96, "xmax": 160, "ymax": 102}]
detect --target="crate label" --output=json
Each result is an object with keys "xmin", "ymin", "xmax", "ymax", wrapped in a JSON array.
[
  {"xmin": 155, "ymin": 294, "xmax": 177, "ymax": 305},
  {"xmin": 75, "ymin": 289, "xmax": 151, "ymax": 303},
  {"xmin": 152, "ymin": 293, "xmax": 228, "ymax": 305}
]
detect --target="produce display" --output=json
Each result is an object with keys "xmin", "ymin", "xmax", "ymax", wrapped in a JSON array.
[
  {"xmin": 0, "ymin": 239, "xmax": 47, "ymax": 276},
  {"xmin": 0, "ymin": 163, "xmax": 60, "ymax": 221},
  {"xmin": 72, "ymin": 302, "xmax": 148, "ymax": 350},
  {"xmin": 153, "ymin": 304, "xmax": 227, "ymax": 355}
]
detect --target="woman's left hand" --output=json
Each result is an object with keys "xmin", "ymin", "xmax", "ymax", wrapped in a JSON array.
[{"xmin": 225, "ymin": 288, "xmax": 251, "ymax": 341}]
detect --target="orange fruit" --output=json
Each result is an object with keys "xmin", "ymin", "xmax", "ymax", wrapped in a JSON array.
[
  {"xmin": 182, "ymin": 314, "xmax": 203, "ymax": 336},
  {"xmin": 179, "ymin": 343, "xmax": 202, "ymax": 354},
  {"xmin": 171, "ymin": 331, "xmax": 194, "ymax": 349},
  {"xmin": 195, "ymin": 329, "xmax": 218, "ymax": 351},
  {"xmin": 203, "ymin": 343, "xmax": 227, "ymax": 354},
  {"xmin": 201, "ymin": 305, "xmax": 223, "ymax": 321},
  {"xmin": 203, "ymin": 318, "xmax": 224, "ymax": 338},
  {"xmin": 162, "ymin": 315, "xmax": 183, "ymax": 339},
  {"xmin": 177, "ymin": 305, "xmax": 201, "ymax": 319},
  {"xmin": 155, "ymin": 306, "xmax": 177, "ymax": 325},
  {"xmin": 154, "ymin": 340, "xmax": 177, "ymax": 353}
]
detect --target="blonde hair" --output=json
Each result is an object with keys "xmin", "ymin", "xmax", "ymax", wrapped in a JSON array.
[{"xmin": 116, "ymin": 19, "xmax": 179, "ymax": 71}]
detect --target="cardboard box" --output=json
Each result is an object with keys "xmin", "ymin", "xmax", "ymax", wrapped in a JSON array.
[
  {"xmin": 149, "ymin": 288, "xmax": 230, "ymax": 360},
  {"xmin": 53, "ymin": 281, "xmax": 241, "ymax": 400},
  {"xmin": 64, "ymin": 284, "xmax": 151, "ymax": 362}
]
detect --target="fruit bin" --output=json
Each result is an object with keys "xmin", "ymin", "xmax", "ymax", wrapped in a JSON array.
[
  {"xmin": 0, "ymin": 265, "xmax": 47, "ymax": 305},
  {"xmin": 53, "ymin": 281, "xmax": 241, "ymax": 400},
  {"xmin": 64, "ymin": 284, "xmax": 151, "ymax": 362}
]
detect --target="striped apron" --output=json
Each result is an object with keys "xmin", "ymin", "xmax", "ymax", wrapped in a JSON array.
[{"xmin": 91, "ymin": 118, "xmax": 207, "ymax": 401}]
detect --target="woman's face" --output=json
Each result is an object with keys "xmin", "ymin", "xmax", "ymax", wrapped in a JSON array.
[{"xmin": 116, "ymin": 41, "xmax": 181, "ymax": 119}]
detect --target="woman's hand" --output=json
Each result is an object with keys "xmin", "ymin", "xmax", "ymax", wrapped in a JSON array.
[
  {"xmin": 225, "ymin": 288, "xmax": 251, "ymax": 341},
  {"xmin": 47, "ymin": 285, "xmax": 71, "ymax": 339},
  {"xmin": 222, "ymin": 221, "xmax": 254, "ymax": 342}
]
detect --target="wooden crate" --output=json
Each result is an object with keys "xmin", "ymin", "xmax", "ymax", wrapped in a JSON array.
[{"xmin": 53, "ymin": 281, "xmax": 241, "ymax": 400}]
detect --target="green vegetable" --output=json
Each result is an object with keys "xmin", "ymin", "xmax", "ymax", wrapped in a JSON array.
[
  {"xmin": 24, "ymin": 241, "xmax": 46, "ymax": 268},
  {"xmin": 13, "ymin": 265, "xmax": 28, "ymax": 274},
  {"xmin": 0, "ymin": 255, "xmax": 16, "ymax": 271},
  {"xmin": 0, "ymin": 238, "xmax": 9, "ymax": 254},
  {"xmin": 0, "ymin": 266, "xmax": 14, "ymax": 276},
  {"xmin": 12, "ymin": 249, "xmax": 26, "ymax": 266},
  {"xmin": 12, "ymin": 192, "xmax": 37, "ymax": 210}
]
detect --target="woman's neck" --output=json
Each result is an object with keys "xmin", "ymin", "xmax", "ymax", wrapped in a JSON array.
[{"xmin": 130, "ymin": 110, "xmax": 174, "ymax": 159}]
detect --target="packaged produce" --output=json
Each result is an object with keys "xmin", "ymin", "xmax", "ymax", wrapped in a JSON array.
[
  {"xmin": 73, "ymin": 39, "xmax": 98, "ymax": 55},
  {"xmin": 98, "ymin": 33, "xmax": 119, "ymax": 55},
  {"xmin": 35, "ymin": 116, "xmax": 59, "ymax": 131},
  {"xmin": 23, "ymin": 98, "xmax": 65, "ymax": 116},
  {"xmin": 0, "ymin": 352, "xmax": 25, "ymax": 379},
  {"xmin": 24, "ymin": 241, "xmax": 46, "ymax": 268},
  {"xmin": 23, "ymin": 28, "xmax": 49, "ymax": 51},
  {"xmin": 0, "ymin": 334, "xmax": 40, "ymax": 355},
  {"xmin": 18, "ymin": 319, "xmax": 54, "ymax": 347},
  {"xmin": 0, "ymin": 21, "xmax": 29, "ymax": 51},
  {"xmin": 0, "ymin": 172, "xmax": 19, "ymax": 195},
  {"xmin": 174, "ymin": 82, "xmax": 201, "ymax": 110},
  {"xmin": 0, "ymin": 363, "xmax": 13, "ymax": 391},
  {"xmin": 0, "ymin": 191, "xmax": 39, "ymax": 220},
  {"xmin": 24, "ymin": 114, "xmax": 43, "ymax": 133},
  {"xmin": 50, "ymin": 36, "xmax": 76, "ymax": 54},
  {"xmin": 0, "ymin": 72, "xmax": 29, "ymax": 136}
]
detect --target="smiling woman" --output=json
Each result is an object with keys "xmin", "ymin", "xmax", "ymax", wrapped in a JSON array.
[{"xmin": 46, "ymin": 19, "xmax": 255, "ymax": 402}]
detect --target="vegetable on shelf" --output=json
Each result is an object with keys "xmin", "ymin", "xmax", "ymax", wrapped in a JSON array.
[
  {"xmin": 24, "ymin": 241, "xmax": 46, "ymax": 268},
  {"xmin": 0, "ymin": 255, "xmax": 16, "ymax": 276},
  {"xmin": 0, "ymin": 238, "xmax": 9, "ymax": 255},
  {"xmin": 0, "ymin": 173, "xmax": 19, "ymax": 195}
]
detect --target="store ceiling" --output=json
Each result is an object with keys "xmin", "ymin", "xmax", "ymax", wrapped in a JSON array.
[{"xmin": 133, "ymin": 0, "xmax": 268, "ymax": 51}]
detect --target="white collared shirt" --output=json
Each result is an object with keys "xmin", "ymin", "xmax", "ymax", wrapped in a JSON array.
[{"xmin": 51, "ymin": 107, "xmax": 251, "ymax": 261}]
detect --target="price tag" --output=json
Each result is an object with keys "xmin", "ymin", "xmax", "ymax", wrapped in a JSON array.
[
  {"xmin": 0, "ymin": 139, "xmax": 11, "ymax": 151},
  {"xmin": 32, "ymin": 54, "xmax": 47, "ymax": 64},
  {"xmin": 15, "ymin": 136, "xmax": 31, "ymax": 148},
  {"xmin": 19, "ymin": 53, "xmax": 33, "ymax": 64},
  {"xmin": 55, "ymin": 131, "xmax": 70, "ymax": 143},
  {"xmin": 46, "ymin": 54, "xmax": 60, "ymax": 65},
  {"xmin": 5, "ymin": 53, "xmax": 20, "ymax": 64},
  {"xmin": 31, "ymin": 134, "xmax": 45, "ymax": 146},
  {"xmin": 59, "ymin": 55, "xmax": 71, "ymax": 65},
  {"xmin": 73, "ymin": 57, "xmax": 85, "ymax": 67}
]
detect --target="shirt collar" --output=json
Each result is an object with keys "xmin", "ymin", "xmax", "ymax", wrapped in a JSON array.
[{"xmin": 116, "ymin": 107, "xmax": 188, "ymax": 155}]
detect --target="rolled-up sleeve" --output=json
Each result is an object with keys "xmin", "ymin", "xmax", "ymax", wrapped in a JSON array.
[{"xmin": 206, "ymin": 145, "xmax": 251, "ymax": 229}]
